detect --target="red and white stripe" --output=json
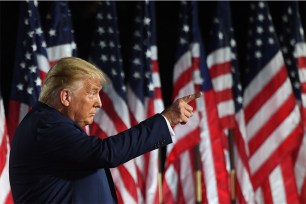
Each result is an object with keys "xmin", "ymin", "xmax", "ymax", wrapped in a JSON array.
[
  {"xmin": 127, "ymin": 45, "xmax": 163, "ymax": 204},
  {"xmin": 0, "ymin": 97, "xmax": 13, "ymax": 204},
  {"xmin": 90, "ymin": 80, "xmax": 140, "ymax": 204},
  {"xmin": 47, "ymin": 43, "xmax": 76, "ymax": 66},
  {"xmin": 163, "ymin": 43, "xmax": 230, "ymax": 203},
  {"xmin": 232, "ymin": 109, "xmax": 256, "ymax": 204},
  {"xmin": 295, "ymin": 41, "xmax": 306, "ymax": 203},
  {"xmin": 162, "ymin": 43, "xmax": 201, "ymax": 204},
  {"xmin": 244, "ymin": 51, "xmax": 302, "ymax": 202},
  {"xmin": 197, "ymin": 80, "xmax": 231, "ymax": 204},
  {"xmin": 207, "ymin": 47, "xmax": 235, "ymax": 129}
]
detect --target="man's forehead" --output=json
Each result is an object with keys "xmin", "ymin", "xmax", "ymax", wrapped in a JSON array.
[{"xmin": 85, "ymin": 78, "xmax": 102, "ymax": 90}]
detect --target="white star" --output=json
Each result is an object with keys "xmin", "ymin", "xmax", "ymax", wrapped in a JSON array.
[
  {"xmin": 290, "ymin": 39, "xmax": 296, "ymax": 46},
  {"xmin": 294, "ymin": 82, "xmax": 300, "ymax": 89},
  {"xmin": 97, "ymin": 13, "xmax": 103, "ymax": 20},
  {"xmin": 109, "ymin": 41, "xmax": 115, "ymax": 48},
  {"xmin": 255, "ymin": 51, "xmax": 262, "ymax": 58},
  {"xmin": 269, "ymin": 26, "xmax": 274, "ymax": 33},
  {"xmin": 287, "ymin": 7, "xmax": 292, "ymax": 15},
  {"xmin": 236, "ymin": 96, "xmax": 243, "ymax": 104},
  {"xmin": 111, "ymin": 69, "xmax": 117, "ymax": 76},
  {"xmin": 180, "ymin": 38, "xmax": 187, "ymax": 45},
  {"xmin": 282, "ymin": 15, "xmax": 288, "ymax": 23},
  {"xmin": 134, "ymin": 30, "xmax": 141, "ymax": 37},
  {"xmin": 29, "ymin": 65, "xmax": 37, "ymax": 73},
  {"xmin": 20, "ymin": 62, "xmax": 26, "ymax": 69},
  {"xmin": 146, "ymin": 49, "xmax": 152, "ymax": 58},
  {"xmin": 133, "ymin": 58, "xmax": 141, "ymax": 65},
  {"xmin": 148, "ymin": 82, "xmax": 154, "ymax": 91},
  {"xmin": 107, "ymin": 14, "xmax": 112, "ymax": 20},
  {"xmin": 27, "ymin": 87, "xmax": 33, "ymax": 95},
  {"xmin": 268, "ymin": 38, "xmax": 274, "ymax": 44},
  {"xmin": 213, "ymin": 18, "xmax": 219, "ymax": 24},
  {"xmin": 110, "ymin": 55, "xmax": 116, "ymax": 62},
  {"xmin": 282, "ymin": 46, "xmax": 288, "ymax": 53},
  {"xmin": 144, "ymin": 17, "xmax": 151, "ymax": 25},
  {"xmin": 49, "ymin": 29, "xmax": 56, "ymax": 37},
  {"xmin": 122, "ymin": 85, "xmax": 126, "ymax": 92},
  {"xmin": 258, "ymin": 14, "xmax": 264, "ymax": 21},
  {"xmin": 28, "ymin": 31, "xmax": 34, "ymax": 38},
  {"xmin": 25, "ymin": 52, "xmax": 31, "ymax": 60},
  {"xmin": 35, "ymin": 77, "xmax": 42, "ymax": 86},
  {"xmin": 256, "ymin": 26, "xmax": 264, "ymax": 34},
  {"xmin": 36, "ymin": 27, "xmax": 43, "ymax": 35},
  {"xmin": 218, "ymin": 32, "xmax": 223, "ymax": 40},
  {"xmin": 71, "ymin": 42, "xmax": 77, "ymax": 49},
  {"xmin": 108, "ymin": 28, "xmax": 114, "ymax": 34},
  {"xmin": 42, "ymin": 41, "xmax": 47, "ymax": 48},
  {"xmin": 183, "ymin": 25, "xmax": 189, "ymax": 32},
  {"xmin": 259, "ymin": 2, "xmax": 265, "ymax": 8},
  {"xmin": 133, "ymin": 71, "xmax": 141, "ymax": 79},
  {"xmin": 290, "ymin": 71, "xmax": 296, "ymax": 77},
  {"xmin": 300, "ymin": 27, "xmax": 304, "ymax": 36},
  {"xmin": 32, "ymin": 43, "xmax": 37, "ymax": 52},
  {"xmin": 101, "ymin": 54, "xmax": 108, "ymax": 62},
  {"xmin": 230, "ymin": 39, "xmax": 236, "ymax": 47},
  {"xmin": 255, "ymin": 39, "xmax": 262, "ymax": 46},
  {"xmin": 133, "ymin": 44, "xmax": 141, "ymax": 51},
  {"xmin": 98, "ymin": 27, "xmax": 105, "ymax": 35},
  {"xmin": 16, "ymin": 83, "xmax": 23, "ymax": 91},
  {"xmin": 286, "ymin": 59, "xmax": 292, "ymax": 66},
  {"xmin": 99, "ymin": 41, "xmax": 107, "ymax": 48},
  {"xmin": 145, "ymin": 71, "xmax": 151, "ymax": 78},
  {"xmin": 24, "ymin": 18, "xmax": 29, "ymax": 25}
]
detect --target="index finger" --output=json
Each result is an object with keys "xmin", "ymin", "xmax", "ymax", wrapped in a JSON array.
[{"xmin": 182, "ymin": 92, "xmax": 202, "ymax": 103}]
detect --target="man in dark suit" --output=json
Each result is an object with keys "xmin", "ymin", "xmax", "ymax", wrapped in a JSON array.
[{"xmin": 9, "ymin": 57, "xmax": 201, "ymax": 203}]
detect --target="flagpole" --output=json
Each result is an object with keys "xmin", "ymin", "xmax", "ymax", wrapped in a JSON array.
[
  {"xmin": 228, "ymin": 129, "xmax": 236, "ymax": 204},
  {"xmin": 195, "ymin": 145, "xmax": 202, "ymax": 204}
]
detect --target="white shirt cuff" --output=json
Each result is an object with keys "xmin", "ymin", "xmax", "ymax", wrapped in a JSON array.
[{"xmin": 161, "ymin": 114, "xmax": 175, "ymax": 136}]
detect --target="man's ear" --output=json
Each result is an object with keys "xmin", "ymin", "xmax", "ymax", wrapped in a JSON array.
[{"xmin": 60, "ymin": 89, "xmax": 71, "ymax": 107}]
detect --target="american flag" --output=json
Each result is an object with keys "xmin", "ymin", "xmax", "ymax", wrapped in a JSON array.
[
  {"xmin": 43, "ymin": 1, "xmax": 77, "ymax": 70},
  {"xmin": 7, "ymin": 0, "xmax": 49, "ymax": 144},
  {"xmin": 126, "ymin": 1, "xmax": 163, "ymax": 204},
  {"xmin": 88, "ymin": 2, "xmax": 139, "ymax": 203},
  {"xmin": 273, "ymin": 2, "xmax": 306, "ymax": 203},
  {"xmin": 206, "ymin": 2, "xmax": 236, "ymax": 130},
  {"xmin": 242, "ymin": 2, "xmax": 302, "ymax": 203},
  {"xmin": 206, "ymin": 2, "xmax": 255, "ymax": 203},
  {"xmin": 0, "ymin": 90, "xmax": 13, "ymax": 204},
  {"xmin": 162, "ymin": 2, "xmax": 230, "ymax": 203}
]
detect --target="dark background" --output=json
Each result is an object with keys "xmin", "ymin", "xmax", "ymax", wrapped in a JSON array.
[{"xmin": 1, "ymin": 1, "xmax": 305, "ymax": 117}]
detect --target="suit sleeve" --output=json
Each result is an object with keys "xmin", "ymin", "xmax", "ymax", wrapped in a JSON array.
[{"xmin": 37, "ymin": 114, "xmax": 172, "ymax": 170}]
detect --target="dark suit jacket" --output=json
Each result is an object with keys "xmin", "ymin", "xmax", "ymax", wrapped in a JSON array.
[{"xmin": 9, "ymin": 102, "xmax": 172, "ymax": 204}]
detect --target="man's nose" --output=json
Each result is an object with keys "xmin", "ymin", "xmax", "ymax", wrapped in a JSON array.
[{"xmin": 96, "ymin": 95, "xmax": 102, "ymax": 108}]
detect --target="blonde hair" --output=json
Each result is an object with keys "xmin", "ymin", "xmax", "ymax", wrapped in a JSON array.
[{"xmin": 39, "ymin": 57, "xmax": 107, "ymax": 105}]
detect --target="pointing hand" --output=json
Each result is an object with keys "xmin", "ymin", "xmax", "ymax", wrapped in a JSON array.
[{"xmin": 161, "ymin": 92, "xmax": 202, "ymax": 126}]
